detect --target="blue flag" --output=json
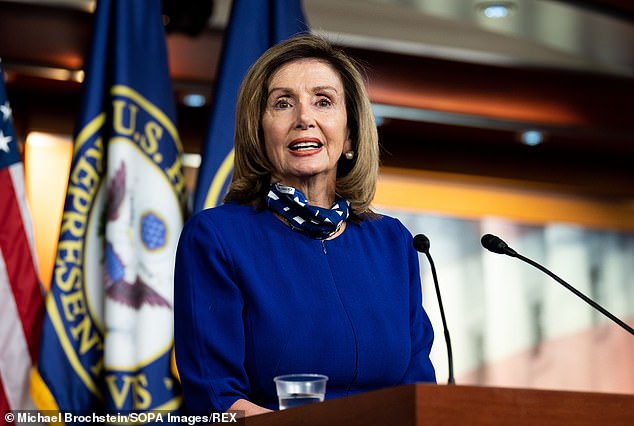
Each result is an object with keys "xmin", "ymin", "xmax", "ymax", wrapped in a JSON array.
[
  {"xmin": 31, "ymin": 0, "xmax": 186, "ymax": 418},
  {"xmin": 193, "ymin": 0, "xmax": 309, "ymax": 212}
]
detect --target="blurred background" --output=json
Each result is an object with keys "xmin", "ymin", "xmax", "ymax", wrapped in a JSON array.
[{"xmin": 1, "ymin": 0, "xmax": 633, "ymax": 393}]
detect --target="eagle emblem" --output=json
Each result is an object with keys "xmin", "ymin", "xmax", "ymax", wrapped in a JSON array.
[{"xmin": 104, "ymin": 160, "xmax": 171, "ymax": 309}]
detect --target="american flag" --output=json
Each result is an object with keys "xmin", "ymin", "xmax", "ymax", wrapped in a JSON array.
[{"xmin": 0, "ymin": 59, "xmax": 45, "ymax": 420}]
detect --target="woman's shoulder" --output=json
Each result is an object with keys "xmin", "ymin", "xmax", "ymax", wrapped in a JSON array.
[
  {"xmin": 351, "ymin": 211, "xmax": 412, "ymax": 241},
  {"xmin": 193, "ymin": 201, "xmax": 258, "ymax": 218},
  {"xmin": 183, "ymin": 202, "xmax": 259, "ymax": 232},
  {"xmin": 359, "ymin": 211, "xmax": 407, "ymax": 232}
]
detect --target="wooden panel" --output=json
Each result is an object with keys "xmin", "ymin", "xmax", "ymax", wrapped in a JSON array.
[{"xmin": 243, "ymin": 384, "xmax": 634, "ymax": 426}]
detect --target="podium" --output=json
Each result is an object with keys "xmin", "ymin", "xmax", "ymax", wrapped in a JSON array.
[{"xmin": 244, "ymin": 384, "xmax": 634, "ymax": 426}]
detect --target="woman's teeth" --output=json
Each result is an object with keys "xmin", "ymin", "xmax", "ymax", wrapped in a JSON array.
[{"xmin": 290, "ymin": 142, "xmax": 322, "ymax": 151}]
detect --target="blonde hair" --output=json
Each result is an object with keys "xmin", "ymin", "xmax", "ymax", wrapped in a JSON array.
[{"xmin": 224, "ymin": 34, "xmax": 379, "ymax": 219}]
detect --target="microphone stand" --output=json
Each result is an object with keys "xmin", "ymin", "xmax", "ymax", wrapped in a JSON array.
[
  {"xmin": 514, "ymin": 251, "xmax": 634, "ymax": 336},
  {"xmin": 414, "ymin": 234, "xmax": 456, "ymax": 384},
  {"xmin": 481, "ymin": 234, "xmax": 634, "ymax": 336},
  {"xmin": 424, "ymin": 250, "xmax": 456, "ymax": 384}
]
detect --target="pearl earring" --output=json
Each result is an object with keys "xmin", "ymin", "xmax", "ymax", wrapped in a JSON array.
[{"xmin": 344, "ymin": 151, "xmax": 354, "ymax": 160}]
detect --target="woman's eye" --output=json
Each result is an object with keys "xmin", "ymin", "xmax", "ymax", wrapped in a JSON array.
[
  {"xmin": 317, "ymin": 98, "xmax": 332, "ymax": 107},
  {"xmin": 274, "ymin": 99, "xmax": 292, "ymax": 109}
]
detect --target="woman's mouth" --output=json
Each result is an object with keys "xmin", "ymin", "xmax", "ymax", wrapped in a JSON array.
[{"xmin": 288, "ymin": 140, "xmax": 323, "ymax": 152}]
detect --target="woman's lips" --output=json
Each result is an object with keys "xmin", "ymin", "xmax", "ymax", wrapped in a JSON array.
[{"xmin": 288, "ymin": 138, "xmax": 323, "ymax": 154}]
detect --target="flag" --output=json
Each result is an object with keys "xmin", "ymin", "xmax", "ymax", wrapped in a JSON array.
[
  {"xmin": 193, "ymin": 0, "xmax": 309, "ymax": 212},
  {"xmin": 31, "ymin": 0, "xmax": 186, "ymax": 418},
  {"xmin": 0, "ymin": 60, "xmax": 45, "ymax": 422}
]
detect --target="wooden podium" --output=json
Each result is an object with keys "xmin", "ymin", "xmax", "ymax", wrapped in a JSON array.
[{"xmin": 243, "ymin": 384, "xmax": 634, "ymax": 426}]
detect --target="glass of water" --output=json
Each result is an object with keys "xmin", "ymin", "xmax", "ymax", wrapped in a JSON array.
[{"xmin": 273, "ymin": 373, "xmax": 328, "ymax": 410}]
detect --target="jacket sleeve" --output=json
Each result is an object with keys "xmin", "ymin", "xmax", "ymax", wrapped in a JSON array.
[{"xmin": 173, "ymin": 212, "xmax": 250, "ymax": 414}]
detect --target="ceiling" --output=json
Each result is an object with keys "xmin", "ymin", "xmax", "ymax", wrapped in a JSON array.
[{"xmin": 1, "ymin": 0, "xmax": 633, "ymax": 202}]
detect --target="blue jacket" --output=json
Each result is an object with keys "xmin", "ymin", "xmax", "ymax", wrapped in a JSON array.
[{"xmin": 174, "ymin": 202, "xmax": 436, "ymax": 413}]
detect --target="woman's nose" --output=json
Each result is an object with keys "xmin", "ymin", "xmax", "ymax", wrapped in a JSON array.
[{"xmin": 294, "ymin": 102, "xmax": 315, "ymax": 129}]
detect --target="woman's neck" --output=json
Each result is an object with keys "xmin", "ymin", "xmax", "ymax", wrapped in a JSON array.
[{"xmin": 272, "ymin": 176, "xmax": 336, "ymax": 208}]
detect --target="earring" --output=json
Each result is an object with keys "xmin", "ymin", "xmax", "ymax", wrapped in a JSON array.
[{"xmin": 344, "ymin": 151, "xmax": 354, "ymax": 160}]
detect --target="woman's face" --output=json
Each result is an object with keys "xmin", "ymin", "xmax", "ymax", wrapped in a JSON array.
[{"xmin": 262, "ymin": 58, "xmax": 351, "ymax": 188}]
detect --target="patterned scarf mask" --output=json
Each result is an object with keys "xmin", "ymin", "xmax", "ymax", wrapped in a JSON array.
[{"xmin": 266, "ymin": 183, "xmax": 350, "ymax": 240}]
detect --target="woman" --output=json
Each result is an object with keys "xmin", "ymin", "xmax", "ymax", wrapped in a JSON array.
[{"xmin": 174, "ymin": 34, "xmax": 436, "ymax": 417}]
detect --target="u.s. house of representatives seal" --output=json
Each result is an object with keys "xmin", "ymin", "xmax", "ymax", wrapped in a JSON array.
[{"xmin": 54, "ymin": 84, "xmax": 185, "ymax": 411}]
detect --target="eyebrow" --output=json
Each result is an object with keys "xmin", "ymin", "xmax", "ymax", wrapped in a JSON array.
[{"xmin": 267, "ymin": 85, "xmax": 340, "ymax": 97}]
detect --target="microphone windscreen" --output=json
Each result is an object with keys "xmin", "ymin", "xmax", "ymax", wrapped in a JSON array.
[
  {"xmin": 481, "ymin": 234, "xmax": 509, "ymax": 254},
  {"xmin": 413, "ymin": 234, "xmax": 431, "ymax": 253}
]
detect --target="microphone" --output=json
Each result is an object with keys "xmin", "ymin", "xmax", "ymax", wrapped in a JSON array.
[
  {"xmin": 481, "ymin": 233, "xmax": 634, "ymax": 336},
  {"xmin": 413, "ymin": 234, "xmax": 456, "ymax": 384}
]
